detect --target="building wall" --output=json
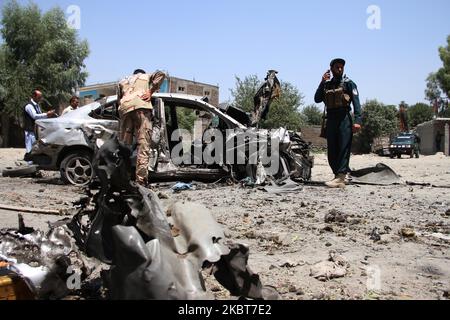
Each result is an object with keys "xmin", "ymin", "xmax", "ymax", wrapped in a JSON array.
[
  {"xmin": 300, "ymin": 126, "xmax": 327, "ymax": 149},
  {"xmin": 79, "ymin": 82, "xmax": 117, "ymax": 106},
  {"xmin": 416, "ymin": 121, "xmax": 435, "ymax": 155},
  {"xmin": 416, "ymin": 119, "xmax": 450, "ymax": 155},
  {"xmin": 169, "ymin": 77, "xmax": 219, "ymax": 106}
]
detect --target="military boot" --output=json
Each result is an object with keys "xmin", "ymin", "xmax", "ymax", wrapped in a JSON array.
[
  {"xmin": 325, "ymin": 173, "xmax": 346, "ymax": 188},
  {"xmin": 345, "ymin": 173, "xmax": 352, "ymax": 183}
]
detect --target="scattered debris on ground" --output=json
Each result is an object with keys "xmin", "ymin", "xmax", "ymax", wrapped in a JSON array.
[
  {"xmin": 1, "ymin": 149, "xmax": 449, "ymax": 300},
  {"xmin": 310, "ymin": 251, "xmax": 349, "ymax": 281}
]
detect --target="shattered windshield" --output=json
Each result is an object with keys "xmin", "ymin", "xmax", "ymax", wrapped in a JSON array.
[{"xmin": 90, "ymin": 101, "xmax": 119, "ymax": 120}]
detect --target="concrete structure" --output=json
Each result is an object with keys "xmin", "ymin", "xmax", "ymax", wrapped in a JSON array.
[
  {"xmin": 79, "ymin": 76, "xmax": 219, "ymax": 107},
  {"xmin": 416, "ymin": 118, "xmax": 450, "ymax": 156}
]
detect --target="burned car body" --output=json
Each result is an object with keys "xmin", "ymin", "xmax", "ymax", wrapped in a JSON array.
[{"xmin": 31, "ymin": 93, "xmax": 313, "ymax": 186}]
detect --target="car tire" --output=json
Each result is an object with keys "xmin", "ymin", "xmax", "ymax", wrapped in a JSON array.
[
  {"xmin": 397, "ymin": 154, "xmax": 401, "ymax": 159},
  {"xmin": 2, "ymin": 165, "xmax": 38, "ymax": 177},
  {"xmin": 389, "ymin": 154, "xmax": 394, "ymax": 159},
  {"xmin": 60, "ymin": 151, "xmax": 94, "ymax": 186}
]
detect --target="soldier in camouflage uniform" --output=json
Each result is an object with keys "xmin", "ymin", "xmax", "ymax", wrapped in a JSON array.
[
  {"xmin": 118, "ymin": 69, "xmax": 166, "ymax": 186},
  {"xmin": 314, "ymin": 59, "xmax": 362, "ymax": 188}
]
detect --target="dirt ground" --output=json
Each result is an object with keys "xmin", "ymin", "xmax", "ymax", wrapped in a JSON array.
[{"xmin": 1, "ymin": 148, "xmax": 449, "ymax": 300}]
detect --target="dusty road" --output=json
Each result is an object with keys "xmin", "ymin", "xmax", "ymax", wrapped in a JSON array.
[{"xmin": 1, "ymin": 148, "xmax": 449, "ymax": 300}]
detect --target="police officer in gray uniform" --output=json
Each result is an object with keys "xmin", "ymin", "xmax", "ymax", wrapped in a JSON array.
[{"xmin": 314, "ymin": 58, "xmax": 362, "ymax": 188}]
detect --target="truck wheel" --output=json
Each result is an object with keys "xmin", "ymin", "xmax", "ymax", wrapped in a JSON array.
[{"xmin": 60, "ymin": 151, "xmax": 94, "ymax": 186}]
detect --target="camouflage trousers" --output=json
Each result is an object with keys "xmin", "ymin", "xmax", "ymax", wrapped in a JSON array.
[{"xmin": 119, "ymin": 109, "xmax": 153, "ymax": 185}]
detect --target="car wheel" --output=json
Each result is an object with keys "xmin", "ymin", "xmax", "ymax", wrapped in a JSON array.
[
  {"xmin": 389, "ymin": 154, "xmax": 394, "ymax": 159},
  {"xmin": 397, "ymin": 154, "xmax": 401, "ymax": 159},
  {"xmin": 60, "ymin": 151, "xmax": 94, "ymax": 186}
]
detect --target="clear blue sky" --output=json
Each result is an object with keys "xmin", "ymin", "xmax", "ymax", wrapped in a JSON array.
[{"xmin": 6, "ymin": 0, "xmax": 450, "ymax": 107}]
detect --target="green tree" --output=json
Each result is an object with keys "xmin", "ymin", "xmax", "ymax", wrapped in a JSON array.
[
  {"xmin": 302, "ymin": 104, "xmax": 322, "ymax": 126},
  {"xmin": 425, "ymin": 72, "xmax": 443, "ymax": 103},
  {"xmin": 230, "ymin": 74, "xmax": 306, "ymax": 130},
  {"xmin": 229, "ymin": 75, "xmax": 260, "ymax": 112},
  {"xmin": 436, "ymin": 35, "xmax": 450, "ymax": 99},
  {"xmin": 408, "ymin": 103, "xmax": 434, "ymax": 128},
  {"xmin": 262, "ymin": 82, "xmax": 306, "ymax": 130},
  {"xmin": 0, "ymin": 0, "xmax": 89, "ymax": 123},
  {"xmin": 442, "ymin": 108, "xmax": 450, "ymax": 118},
  {"xmin": 355, "ymin": 100, "xmax": 398, "ymax": 153}
]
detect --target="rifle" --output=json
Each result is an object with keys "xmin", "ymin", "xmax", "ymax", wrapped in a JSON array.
[{"xmin": 320, "ymin": 107, "xmax": 327, "ymax": 138}]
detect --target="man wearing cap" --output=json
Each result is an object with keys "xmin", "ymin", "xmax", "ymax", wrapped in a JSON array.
[
  {"xmin": 118, "ymin": 69, "xmax": 166, "ymax": 186},
  {"xmin": 314, "ymin": 58, "xmax": 362, "ymax": 188}
]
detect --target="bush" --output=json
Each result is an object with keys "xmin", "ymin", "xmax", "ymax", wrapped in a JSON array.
[{"xmin": 355, "ymin": 100, "xmax": 398, "ymax": 153}]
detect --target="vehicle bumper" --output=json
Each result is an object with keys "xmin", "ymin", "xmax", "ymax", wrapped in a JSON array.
[{"xmin": 389, "ymin": 148, "xmax": 413, "ymax": 155}]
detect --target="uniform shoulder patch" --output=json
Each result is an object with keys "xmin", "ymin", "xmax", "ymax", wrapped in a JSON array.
[{"xmin": 353, "ymin": 88, "xmax": 358, "ymax": 96}]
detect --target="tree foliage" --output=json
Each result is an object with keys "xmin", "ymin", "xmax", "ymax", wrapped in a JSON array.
[
  {"xmin": 425, "ymin": 72, "xmax": 449, "ymax": 117},
  {"xmin": 355, "ymin": 100, "xmax": 398, "ymax": 153},
  {"xmin": 425, "ymin": 72, "xmax": 443, "ymax": 103},
  {"xmin": 441, "ymin": 106, "xmax": 450, "ymax": 118},
  {"xmin": 408, "ymin": 103, "xmax": 434, "ymax": 128},
  {"xmin": 436, "ymin": 35, "xmax": 450, "ymax": 99},
  {"xmin": 229, "ymin": 75, "xmax": 259, "ymax": 113},
  {"xmin": 177, "ymin": 108, "xmax": 197, "ymax": 133},
  {"xmin": 302, "ymin": 104, "xmax": 322, "ymax": 126},
  {"xmin": 0, "ymin": 0, "xmax": 89, "ymax": 118},
  {"xmin": 230, "ymin": 74, "xmax": 306, "ymax": 131}
]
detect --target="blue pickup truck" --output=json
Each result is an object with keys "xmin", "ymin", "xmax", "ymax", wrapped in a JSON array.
[{"xmin": 389, "ymin": 133, "xmax": 420, "ymax": 159}]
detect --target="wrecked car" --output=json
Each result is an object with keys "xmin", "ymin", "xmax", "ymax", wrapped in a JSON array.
[
  {"xmin": 29, "ymin": 96, "xmax": 118, "ymax": 185},
  {"xmin": 30, "ymin": 84, "xmax": 313, "ymax": 187}
]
